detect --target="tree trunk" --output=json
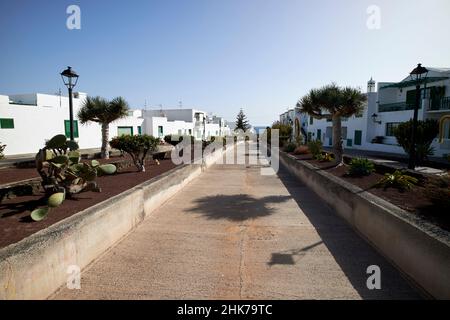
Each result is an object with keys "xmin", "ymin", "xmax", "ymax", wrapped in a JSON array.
[
  {"xmin": 101, "ymin": 123, "xmax": 110, "ymax": 159},
  {"xmin": 332, "ymin": 114, "xmax": 343, "ymax": 165}
]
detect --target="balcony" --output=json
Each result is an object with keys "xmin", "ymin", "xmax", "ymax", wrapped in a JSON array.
[
  {"xmin": 428, "ymin": 97, "xmax": 450, "ymax": 111},
  {"xmin": 378, "ymin": 102, "xmax": 415, "ymax": 112}
]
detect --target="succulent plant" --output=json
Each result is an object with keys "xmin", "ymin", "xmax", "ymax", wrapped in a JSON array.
[
  {"xmin": 374, "ymin": 170, "xmax": 418, "ymax": 191},
  {"xmin": 31, "ymin": 134, "xmax": 117, "ymax": 221}
]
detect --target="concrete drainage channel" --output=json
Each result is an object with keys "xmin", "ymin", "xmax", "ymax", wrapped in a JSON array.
[
  {"xmin": 280, "ymin": 151, "xmax": 450, "ymax": 299},
  {"xmin": 0, "ymin": 148, "xmax": 226, "ymax": 300}
]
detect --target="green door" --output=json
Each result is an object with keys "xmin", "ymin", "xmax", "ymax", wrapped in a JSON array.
[
  {"xmin": 317, "ymin": 129, "xmax": 322, "ymax": 141},
  {"xmin": 354, "ymin": 130, "xmax": 362, "ymax": 146},
  {"xmin": 64, "ymin": 120, "xmax": 79, "ymax": 138}
]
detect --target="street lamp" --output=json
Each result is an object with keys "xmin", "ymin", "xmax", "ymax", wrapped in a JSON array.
[
  {"xmin": 60, "ymin": 66, "xmax": 79, "ymax": 141},
  {"xmin": 408, "ymin": 63, "xmax": 428, "ymax": 170},
  {"xmin": 371, "ymin": 113, "xmax": 381, "ymax": 124}
]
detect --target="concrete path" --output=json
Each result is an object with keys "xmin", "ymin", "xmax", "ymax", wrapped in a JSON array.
[{"xmin": 52, "ymin": 144, "xmax": 420, "ymax": 299}]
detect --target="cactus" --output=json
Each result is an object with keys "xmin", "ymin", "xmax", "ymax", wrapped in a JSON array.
[
  {"xmin": 0, "ymin": 142, "xmax": 5, "ymax": 159},
  {"xmin": 31, "ymin": 134, "xmax": 117, "ymax": 221}
]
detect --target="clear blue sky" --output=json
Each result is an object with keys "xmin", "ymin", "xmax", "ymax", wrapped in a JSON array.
[{"xmin": 1, "ymin": 0, "xmax": 449, "ymax": 126}]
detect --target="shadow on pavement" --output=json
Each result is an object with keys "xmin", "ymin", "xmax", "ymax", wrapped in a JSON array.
[
  {"xmin": 186, "ymin": 194, "xmax": 291, "ymax": 221},
  {"xmin": 275, "ymin": 165, "xmax": 422, "ymax": 300}
]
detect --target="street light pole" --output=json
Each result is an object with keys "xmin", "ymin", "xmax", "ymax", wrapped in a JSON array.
[
  {"xmin": 68, "ymin": 85, "xmax": 74, "ymax": 141},
  {"xmin": 60, "ymin": 66, "xmax": 79, "ymax": 141},
  {"xmin": 408, "ymin": 63, "xmax": 428, "ymax": 170}
]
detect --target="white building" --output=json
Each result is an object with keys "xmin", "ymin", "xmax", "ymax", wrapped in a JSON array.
[
  {"xmin": 279, "ymin": 108, "xmax": 308, "ymax": 141},
  {"xmin": 303, "ymin": 68, "xmax": 450, "ymax": 158},
  {"xmin": 0, "ymin": 92, "xmax": 230, "ymax": 156}
]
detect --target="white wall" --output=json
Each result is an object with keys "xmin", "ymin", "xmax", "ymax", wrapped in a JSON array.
[{"xmin": 0, "ymin": 93, "xmax": 143, "ymax": 156}]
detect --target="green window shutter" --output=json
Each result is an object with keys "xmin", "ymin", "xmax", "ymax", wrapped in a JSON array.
[
  {"xmin": 64, "ymin": 120, "xmax": 79, "ymax": 138},
  {"xmin": 309, "ymin": 117, "xmax": 313, "ymax": 125},
  {"xmin": 0, "ymin": 118, "xmax": 14, "ymax": 129},
  {"xmin": 347, "ymin": 139, "xmax": 353, "ymax": 147},
  {"xmin": 317, "ymin": 129, "xmax": 321, "ymax": 141},
  {"xmin": 158, "ymin": 126, "xmax": 163, "ymax": 137},
  {"xmin": 354, "ymin": 130, "xmax": 362, "ymax": 145},
  {"xmin": 138, "ymin": 126, "xmax": 142, "ymax": 135},
  {"xmin": 117, "ymin": 126, "xmax": 133, "ymax": 136}
]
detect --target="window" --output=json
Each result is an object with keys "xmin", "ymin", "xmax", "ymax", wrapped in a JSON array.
[
  {"xmin": 158, "ymin": 126, "xmax": 163, "ymax": 137},
  {"xmin": 138, "ymin": 126, "xmax": 142, "ymax": 135},
  {"xmin": 188, "ymin": 129, "xmax": 192, "ymax": 135},
  {"xmin": 354, "ymin": 130, "xmax": 362, "ymax": 145},
  {"xmin": 347, "ymin": 139, "xmax": 353, "ymax": 147},
  {"xmin": 317, "ymin": 129, "xmax": 322, "ymax": 141},
  {"xmin": 64, "ymin": 120, "xmax": 79, "ymax": 138},
  {"xmin": 0, "ymin": 118, "xmax": 14, "ymax": 129},
  {"xmin": 385, "ymin": 123, "xmax": 400, "ymax": 137},
  {"xmin": 309, "ymin": 117, "xmax": 313, "ymax": 125},
  {"xmin": 117, "ymin": 126, "xmax": 133, "ymax": 136}
]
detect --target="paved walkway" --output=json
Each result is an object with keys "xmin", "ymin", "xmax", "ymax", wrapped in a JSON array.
[{"xmin": 52, "ymin": 144, "xmax": 420, "ymax": 299}]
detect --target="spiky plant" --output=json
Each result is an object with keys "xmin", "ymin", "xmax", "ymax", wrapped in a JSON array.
[{"xmin": 374, "ymin": 170, "xmax": 418, "ymax": 191}]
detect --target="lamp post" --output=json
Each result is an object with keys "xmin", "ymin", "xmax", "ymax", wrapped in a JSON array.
[
  {"xmin": 408, "ymin": 64, "xmax": 428, "ymax": 170},
  {"xmin": 60, "ymin": 66, "xmax": 79, "ymax": 141},
  {"xmin": 371, "ymin": 113, "xmax": 381, "ymax": 124}
]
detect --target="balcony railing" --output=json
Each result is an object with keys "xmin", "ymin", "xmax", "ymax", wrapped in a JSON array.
[
  {"xmin": 428, "ymin": 97, "xmax": 450, "ymax": 111},
  {"xmin": 378, "ymin": 102, "xmax": 415, "ymax": 112}
]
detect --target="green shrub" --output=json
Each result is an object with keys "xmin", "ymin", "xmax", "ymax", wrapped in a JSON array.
[
  {"xmin": 348, "ymin": 158, "xmax": 375, "ymax": 176},
  {"xmin": 283, "ymin": 142, "xmax": 297, "ymax": 153},
  {"xmin": 394, "ymin": 119, "xmax": 439, "ymax": 164},
  {"xmin": 293, "ymin": 146, "xmax": 309, "ymax": 155},
  {"xmin": 265, "ymin": 122, "xmax": 292, "ymax": 147},
  {"xmin": 307, "ymin": 139, "xmax": 323, "ymax": 159},
  {"xmin": 374, "ymin": 170, "xmax": 418, "ymax": 191},
  {"xmin": 31, "ymin": 134, "xmax": 116, "ymax": 221},
  {"xmin": 0, "ymin": 142, "xmax": 5, "ymax": 159},
  {"xmin": 110, "ymin": 134, "xmax": 160, "ymax": 172}
]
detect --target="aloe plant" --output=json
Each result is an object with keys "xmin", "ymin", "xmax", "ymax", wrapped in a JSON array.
[
  {"xmin": 31, "ymin": 134, "xmax": 117, "ymax": 221},
  {"xmin": 374, "ymin": 170, "xmax": 418, "ymax": 191}
]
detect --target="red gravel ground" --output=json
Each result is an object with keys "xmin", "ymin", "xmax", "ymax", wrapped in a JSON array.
[
  {"xmin": 0, "ymin": 168, "xmax": 39, "ymax": 185},
  {"xmin": 0, "ymin": 159, "xmax": 178, "ymax": 249},
  {"xmin": 0, "ymin": 154, "xmax": 141, "ymax": 185}
]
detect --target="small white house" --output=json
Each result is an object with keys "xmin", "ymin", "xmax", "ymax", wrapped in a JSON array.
[
  {"xmin": 303, "ymin": 68, "xmax": 450, "ymax": 158},
  {"xmin": 0, "ymin": 92, "xmax": 230, "ymax": 156}
]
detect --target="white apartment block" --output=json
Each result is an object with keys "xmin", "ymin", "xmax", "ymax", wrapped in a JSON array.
[
  {"xmin": 282, "ymin": 68, "xmax": 450, "ymax": 158},
  {"xmin": 0, "ymin": 92, "xmax": 231, "ymax": 156},
  {"xmin": 279, "ymin": 108, "xmax": 308, "ymax": 141}
]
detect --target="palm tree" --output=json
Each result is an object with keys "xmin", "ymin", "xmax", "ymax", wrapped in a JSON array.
[
  {"xmin": 78, "ymin": 96, "xmax": 130, "ymax": 159},
  {"xmin": 297, "ymin": 83, "xmax": 366, "ymax": 164}
]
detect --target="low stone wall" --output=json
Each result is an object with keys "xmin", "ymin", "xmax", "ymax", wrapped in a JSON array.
[
  {"xmin": 0, "ymin": 146, "xmax": 225, "ymax": 300},
  {"xmin": 280, "ymin": 152, "xmax": 450, "ymax": 299}
]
